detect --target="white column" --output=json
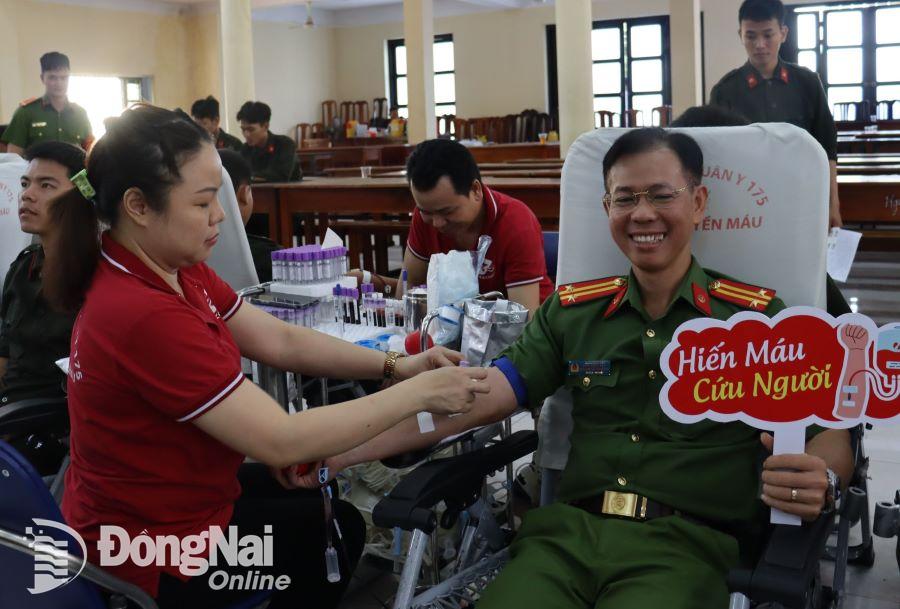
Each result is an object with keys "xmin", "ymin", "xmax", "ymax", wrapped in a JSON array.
[
  {"xmin": 403, "ymin": 0, "xmax": 436, "ymax": 144},
  {"xmin": 0, "ymin": 0, "xmax": 23, "ymax": 123},
  {"xmin": 669, "ymin": 0, "xmax": 703, "ymax": 116},
  {"xmin": 219, "ymin": 0, "xmax": 255, "ymax": 134},
  {"xmin": 554, "ymin": 0, "xmax": 593, "ymax": 157}
]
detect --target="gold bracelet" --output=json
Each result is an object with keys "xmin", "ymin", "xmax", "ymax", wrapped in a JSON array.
[{"xmin": 383, "ymin": 350, "xmax": 404, "ymax": 380}]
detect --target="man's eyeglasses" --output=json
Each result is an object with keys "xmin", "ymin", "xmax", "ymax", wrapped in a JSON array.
[{"xmin": 603, "ymin": 183, "xmax": 693, "ymax": 211}]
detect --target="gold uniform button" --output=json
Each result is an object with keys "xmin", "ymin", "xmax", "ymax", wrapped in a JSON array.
[
  {"xmin": 582, "ymin": 376, "xmax": 591, "ymax": 387},
  {"xmin": 617, "ymin": 476, "xmax": 627, "ymax": 486},
  {"xmin": 646, "ymin": 328, "xmax": 655, "ymax": 338},
  {"xmin": 630, "ymin": 433, "xmax": 640, "ymax": 443},
  {"xmin": 648, "ymin": 370, "xmax": 657, "ymax": 380}
]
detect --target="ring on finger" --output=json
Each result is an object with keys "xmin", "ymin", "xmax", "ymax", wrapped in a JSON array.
[{"xmin": 790, "ymin": 488, "xmax": 799, "ymax": 502}]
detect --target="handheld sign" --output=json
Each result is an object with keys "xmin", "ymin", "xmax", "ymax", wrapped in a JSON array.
[{"xmin": 660, "ymin": 307, "xmax": 900, "ymax": 525}]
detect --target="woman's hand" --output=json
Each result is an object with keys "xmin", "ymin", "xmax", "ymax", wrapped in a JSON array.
[
  {"xmin": 759, "ymin": 432, "xmax": 829, "ymax": 521},
  {"xmin": 394, "ymin": 346, "xmax": 464, "ymax": 380},
  {"xmin": 406, "ymin": 365, "xmax": 490, "ymax": 416}
]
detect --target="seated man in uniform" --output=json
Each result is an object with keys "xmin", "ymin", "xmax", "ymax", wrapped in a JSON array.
[
  {"xmin": 394, "ymin": 138, "xmax": 553, "ymax": 314},
  {"xmin": 316, "ymin": 128, "xmax": 854, "ymax": 608},
  {"xmin": 191, "ymin": 95, "xmax": 242, "ymax": 152},
  {"xmin": 218, "ymin": 149, "xmax": 279, "ymax": 283},
  {"xmin": 237, "ymin": 100, "xmax": 300, "ymax": 183},
  {"xmin": 0, "ymin": 52, "xmax": 93, "ymax": 155}
]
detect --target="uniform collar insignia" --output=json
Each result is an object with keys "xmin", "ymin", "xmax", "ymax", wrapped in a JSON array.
[
  {"xmin": 691, "ymin": 282, "xmax": 712, "ymax": 316},
  {"xmin": 746, "ymin": 72, "xmax": 759, "ymax": 89},
  {"xmin": 779, "ymin": 66, "xmax": 790, "ymax": 84}
]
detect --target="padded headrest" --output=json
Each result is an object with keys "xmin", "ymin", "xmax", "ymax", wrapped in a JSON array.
[
  {"xmin": 558, "ymin": 124, "xmax": 828, "ymax": 307},
  {"xmin": 0, "ymin": 154, "xmax": 31, "ymax": 279},
  {"xmin": 205, "ymin": 167, "xmax": 260, "ymax": 290}
]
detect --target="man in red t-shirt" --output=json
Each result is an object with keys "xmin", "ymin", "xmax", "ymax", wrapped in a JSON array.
[{"xmin": 398, "ymin": 139, "xmax": 553, "ymax": 313}]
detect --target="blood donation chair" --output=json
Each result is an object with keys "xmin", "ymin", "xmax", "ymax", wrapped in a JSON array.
[
  {"xmin": 0, "ymin": 152, "xmax": 31, "ymax": 279},
  {"xmin": 372, "ymin": 124, "xmax": 873, "ymax": 609},
  {"xmin": 206, "ymin": 167, "xmax": 260, "ymax": 292}
]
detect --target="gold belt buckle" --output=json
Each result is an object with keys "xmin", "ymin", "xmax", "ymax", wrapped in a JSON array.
[{"xmin": 601, "ymin": 490, "xmax": 648, "ymax": 520}]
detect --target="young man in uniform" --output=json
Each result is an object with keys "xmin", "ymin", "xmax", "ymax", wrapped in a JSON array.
[
  {"xmin": 218, "ymin": 149, "xmax": 278, "ymax": 283},
  {"xmin": 710, "ymin": 0, "xmax": 842, "ymax": 229},
  {"xmin": 1, "ymin": 52, "xmax": 93, "ymax": 156},
  {"xmin": 316, "ymin": 128, "xmax": 853, "ymax": 608},
  {"xmin": 395, "ymin": 138, "xmax": 553, "ymax": 314},
  {"xmin": 191, "ymin": 96, "xmax": 243, "ymax": 152},
  {"xmin": 236, "ymin": 101, "xmax": 300, "ymax": 183}
]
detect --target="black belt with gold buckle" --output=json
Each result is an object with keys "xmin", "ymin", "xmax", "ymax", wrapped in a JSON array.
[{"xmin": 568, "ymin": 490, "xmax": 717, "ymax": 531}]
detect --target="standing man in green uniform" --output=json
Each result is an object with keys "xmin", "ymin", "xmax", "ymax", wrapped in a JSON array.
[
  {"xmin": 237, "ymin": 101, "xmax": 300, "ymax": 182},
  {"xmin": 710, "ymin": 0, "xmax": 842, "ymax": 229},
  {"xmin": 191, "ymin": 95, "xmax": 243, "ymax": 152},
  {"xmin": 1, "ymin": 52, "xmax": 93, "ymax": 156},
  {"xmin": 312, "ymin": 128, "xmax": 853, "ymax": 608},
  {"xmin": 218, "ymin": 149, "xmax": 278, "ymax": 282}
]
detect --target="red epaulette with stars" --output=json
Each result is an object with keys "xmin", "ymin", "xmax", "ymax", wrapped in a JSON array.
[
  {"xmin": 19, "ymin": 97, "xmax": 37, "ymax": 107},
  {"xmin": 708, "ymin": 278, "xmax": 775, "ymax": 312},
  {"xmin": 558, "ymin": 276, "xmax": 627, "ymax": 308}
]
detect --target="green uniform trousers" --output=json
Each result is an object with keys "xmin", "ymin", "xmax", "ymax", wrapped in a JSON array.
[{"xmin": 477, "ymin": 503, "xmax": 739, "ymax": 609}]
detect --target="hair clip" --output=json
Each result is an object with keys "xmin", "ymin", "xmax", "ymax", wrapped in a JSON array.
[{"xmin": 71, "ymin": 169, "xmax": 96, "ymax": 201}]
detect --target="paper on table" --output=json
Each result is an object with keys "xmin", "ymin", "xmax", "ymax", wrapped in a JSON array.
[
  {"xmin": 826, "ymin": 228, "xmax": 862, "ymax": 283},
  {"xmin": 321, "ymin": 228, "xmax": 344, "ymax": 249}
]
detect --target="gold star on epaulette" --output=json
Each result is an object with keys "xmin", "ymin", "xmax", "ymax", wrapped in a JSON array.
[
  {"xmin": 558, "ymin": 276, "xmax": 627, "ymax": 308},
  {"xmin": 708, "ymin": 277, "xmax": 775, "ymax": 312}
]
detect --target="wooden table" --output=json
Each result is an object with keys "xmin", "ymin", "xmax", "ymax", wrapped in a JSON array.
[
  {"xmin": 253, "ymin": 177, "xmax": 560, "ymax": 247},
  {"xmin": 836, "ymin": 164, "xmax": 900, "ymax": 175},
  {"xmin": 838, "ymin": 154, "xmax": 900, "ymax": 165},
  {"xmin": 252, "ymin": 174, "xmax": 900, "ymax": 251}
]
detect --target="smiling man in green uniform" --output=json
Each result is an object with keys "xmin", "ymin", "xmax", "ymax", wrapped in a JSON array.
[
  {"xmin": 710, "ymin": 0, "xmax": 841, "ymax": 229},
  {"xmin": 237, "ymin": 100, "xmax": 300, "ymax": 182},
  {"xmin": 316, "ymin": 128, "xmax": 854, "ymax": 608},
  {"xmin": 1, "ymin": 52, "xmax": 93, "ymax": 156}
]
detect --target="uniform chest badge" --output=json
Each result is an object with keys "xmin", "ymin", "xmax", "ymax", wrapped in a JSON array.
[
  {"xmin": 31, "ymin": 121, "xmax": 47, "ymax": 128},
  {"xmin": 568, "ymin": 360, "xmax": 612, "ymax": 376}
]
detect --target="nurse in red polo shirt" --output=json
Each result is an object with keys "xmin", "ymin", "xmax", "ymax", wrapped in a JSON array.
[
  {"xmin": 42, "ymin": 105, "xmax": 490, "ymax": 609},
  {"xmin": 397, "ymin": 139, "xmax": 553, "ymax": 313}
]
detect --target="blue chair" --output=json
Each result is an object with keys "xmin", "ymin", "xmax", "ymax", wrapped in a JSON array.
[
  {"xmin": 0, "ymin": 439, "xmax": 271, "ymax": 609},
  {"xmin": 542, "ymin": 230, "xmax": 559, "ymax": 284}
]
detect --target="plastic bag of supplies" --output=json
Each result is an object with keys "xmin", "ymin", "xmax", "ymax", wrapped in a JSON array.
[{"xmin": 460, "ymin": 298, "xmax": 529, "ymax": 367}]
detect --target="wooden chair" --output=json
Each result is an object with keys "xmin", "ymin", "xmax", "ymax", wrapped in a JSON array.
[
  {"xmin": 500, "ymin": 115, "xmax": 517, "ymax": 143},
  {"xmin": 595, "ymin": 110, "xmax": 617, "ymax": 128},
  {"xmin": 310, "ymin": 122, "xmax": 326, "ymax": 138},
  {"xmin": 295, "ymin": 123, "xmax": 311, "ymax": 146},
  {"xmin": 834, "ymin": 101, "xmax": 870, "ymax": 122},
  {"xmin": 453, "ymin": 117, "xmax": 472, "ymax": 140},
  {"xmin": 623, "ymin": 109, "xmax": 643, "ymax": 127},
  {"xmin": 322, "ymin": 100, "xmax": 337, "ymax": 129},
  {"xmin": 535, "ymin": 112, "xmax": 553, "ymax": 138},
  {"xmin": 652, "ymin": 105, "xmax": 673, "ymax": 127},
  {"xmin": 339, "ymin": 101, "xmax": 354, "ymax": 126},
  {"xmin": 372, "ymin": 97, "xmax": 389, "ymax": 128},
  {"xmin": 876, "ymin": 100, "xmax": 900, "ymax": 121},
  {"xmin": 353, "ymin": 101, "xmax": 370, "ymax": 124},
  {"xmin": 436, "ymin": 114, "xmax": 455, "ymax": 137},
  {"xmin": 330, "ymin": 219, "xmax": 411, "ymax": 276}
]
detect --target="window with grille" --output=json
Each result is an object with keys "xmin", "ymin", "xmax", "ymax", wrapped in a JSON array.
[{"xmin": 387, "ymin": 34, "xmax": 455, "ymax": 120}]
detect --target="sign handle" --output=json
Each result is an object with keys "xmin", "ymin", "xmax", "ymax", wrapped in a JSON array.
[{"xmin": 769, "ymin": 424, "xmax": 806, "ymax": 526}]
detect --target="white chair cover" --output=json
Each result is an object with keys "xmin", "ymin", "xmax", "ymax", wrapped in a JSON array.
[
  {"xmin": 538, "ymin": 123, "xmax": 830, "ymax": 470},
  {"xmin": 205, "ymin": 167, "xmax": 260, "ymax": 291},
  {"xmin": 0, "ymin": 154, "xmax": 31, "ymax": 281}
]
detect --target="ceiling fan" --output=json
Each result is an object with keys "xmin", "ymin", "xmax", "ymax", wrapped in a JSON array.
[{"xmin": 303, "ymin": 1, "xmax": 315, "ymax": 28}]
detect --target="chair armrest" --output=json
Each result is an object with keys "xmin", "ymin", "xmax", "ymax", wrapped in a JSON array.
[
  {"xmin": 0, "ymin": 527, "xmax": 159, "ymax": 609},
  {"xmin": 373, "ymin": 430, "xmax": 538, "ymax": 534},
  {"xmin": 727, "ymin": 512, "xmax": 832, "ymax": 608},
  {"xmin": 0, "ymin": 397, "xmax": 68, "ymax": 438}
]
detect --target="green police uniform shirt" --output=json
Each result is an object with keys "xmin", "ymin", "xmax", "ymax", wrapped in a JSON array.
[
  {"xmin": 215, "ymin": 129, "xmax": 243, "ymax": 153},
  {"xmin": 1, "ymin": 96, "xmax": 93, "ymax": 150},
  {"xmin": 710, "ymin": 61, "xmax": 837, "ymax": 160},
  {"xmin": 0, "ymin": 245, "xmax": 75, "ymax": 399},
  {"xmin": 240, "ymin": 132, "xmax": 300, "ymax": 182},
  {"xmin": 498, "ymin": 258, "xmax": 786, "ymax": 524}
]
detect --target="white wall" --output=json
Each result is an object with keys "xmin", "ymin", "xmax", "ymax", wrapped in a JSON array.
[{"xmin": 251, "ymin": 21, "xmax": 338, "ymax": 137}]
